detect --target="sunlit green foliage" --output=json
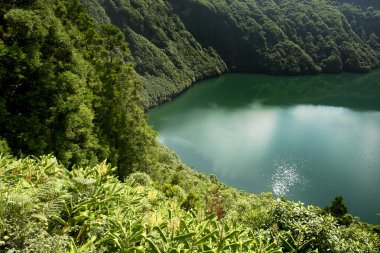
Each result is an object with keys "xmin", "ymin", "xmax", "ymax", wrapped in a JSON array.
[
  {"xmin": 0, "ymin": 138, "xmax": 10, "ymax": 155},
  {"xmin": 1, "ymin": 1, "xmax": 380, "ymax": 252},
  {"xmin": 0, "ymin": 0, "xmax": 157, "ymax": 175},
  {"xmin": 1, "ymin": 155, "xmax": 379, "ymax": 252}
]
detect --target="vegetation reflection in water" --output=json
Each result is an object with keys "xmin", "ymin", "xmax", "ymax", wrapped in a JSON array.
[{"xmin": 148, "ymin": 70, "xmax": 380, "ymax": 223}]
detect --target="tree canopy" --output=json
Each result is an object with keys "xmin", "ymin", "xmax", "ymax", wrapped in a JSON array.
[
  {"xmin": 81, "ymin": 0, "xmax": 380, "ymax": 106},
  {"xmin": 0, "ymin": 0, "xmax": 157, "ymax": 175},
  {"xmin": 1, "ymin": 1, "xmax": 379, "ymax": 252}
]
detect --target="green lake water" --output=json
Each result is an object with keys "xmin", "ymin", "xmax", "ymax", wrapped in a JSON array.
[{"xmin": 148, "ymin": 70, "xmax": 380, "ymax": 223}]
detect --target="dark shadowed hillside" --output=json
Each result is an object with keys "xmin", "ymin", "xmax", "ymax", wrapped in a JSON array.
[
  {"xmin": 334, "ymin": 0, "xmax": 380, "ymax": 9},
  {"xmin": 82, "ymin": 0, "xmax": 227, "ymax": 107},
  {"xmin": 81, "ymin": 0, "xmax": 380, "ymax": 106}
]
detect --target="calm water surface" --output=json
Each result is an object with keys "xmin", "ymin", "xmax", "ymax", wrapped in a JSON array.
[{"xmin": 148, "ymin": 70, "xmax": 380, "ymax": 223}]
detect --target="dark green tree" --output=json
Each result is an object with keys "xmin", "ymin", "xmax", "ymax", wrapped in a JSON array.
[
  {"xmin": 327, "ymin": 195, "xmax": 348, "ymax": 217},
  {"xmin": 0, "ymin": 0, "xmax": 158, "ymax": 176},
  {"xmin": 325, "ymin": 195, "xmax": 353, "ymax": 226}
]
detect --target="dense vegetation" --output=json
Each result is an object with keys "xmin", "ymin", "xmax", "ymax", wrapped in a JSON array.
[
  {"xmin": 81, "ymin": 0, "xmax": 227, "ymax": 107},
  {"xmin": 0, "ymin": 0, "xmax": 157, "ymax": 176},
  {"xmin": 1, "ymin": 151, "xmax": 379, "ymax": 252},
  {"xmin": 170, "ymin": 0, "xmax": 379, "ymax": 73},
  {"xmin": 81, "ymin": 0, "xmax": 380, "ymax": 106},
  {"xmin": 1, "ymin": 0, "xmax": 380, "ymax": 252},
  {"xmin": 335, "ymin": 2, "xmax": 380, "ymax": 60},
  {"xmin": 334, "ymin": 0, "xmax": 380, "ymax": 9}
]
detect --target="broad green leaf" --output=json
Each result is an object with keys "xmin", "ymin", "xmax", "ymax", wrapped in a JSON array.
[
  {"xmin": 146, "ymin": 238, "xmax": 161, "ymax": 253},
  {"xmin": 173, "ymin": 232, "xmax": 196, "ymax": 241},
  {"xmin": 195, "ymin": 230, "xmax": 218, "ymax": 245}
]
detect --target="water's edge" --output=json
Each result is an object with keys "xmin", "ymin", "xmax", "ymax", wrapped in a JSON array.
[
  {"xmin": 145, "ymin": 67, "xmax": 380, "ymax": 111},
  {"xmin": 148, "ymin": 72, "xmax": 380, "ymax": 223}
]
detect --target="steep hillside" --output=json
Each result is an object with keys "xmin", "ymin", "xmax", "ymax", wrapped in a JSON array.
[
  {"xmin": 1, "ymin": 153, "xmax": 379, "ymax": 252},
  {"xmin": 334, "ymin": 2, "xmax": 380, "ymax": 59},
  {"xmin": 82, "ymin": 0, "xmax": 227, "ymax": 108},
  {"xmin": 0, "ymin": 0, "xmax": 157, "ymax": 175},
  {"xmin": 170, "ymin": 0, "xmax": 379, "ymax": 73},
  {"xmin": 81, "ymin": 0, "xmax": 380, "ymax": 106},
  {"xmin": 1, "ymin": 1, "xmax": 380, "ymax": 252},
  {"xmin": 334, "ymin": 0, "xmax": 380, "ymax": 9}
]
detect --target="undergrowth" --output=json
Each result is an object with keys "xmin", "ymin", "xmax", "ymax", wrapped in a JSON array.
[{"xmin": 0, "ymin": 153, "xmax": 379, "ymax": 252}]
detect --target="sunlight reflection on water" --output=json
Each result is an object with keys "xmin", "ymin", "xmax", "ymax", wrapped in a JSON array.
[
  {"xmin": 270, "ymin": 156, "xmax": 309, "ymax": 197},
  {"xmin": 148, "ymin": 72, "xmax": 380, "ymax": 223}
]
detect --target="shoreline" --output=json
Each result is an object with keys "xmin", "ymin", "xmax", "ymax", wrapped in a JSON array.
[{"xmin": 144, "ymin": 66, "xmax": 380, "ymax": 112}]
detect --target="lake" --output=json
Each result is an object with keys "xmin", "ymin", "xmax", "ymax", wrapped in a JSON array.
[{"xmin": 148, "ymin": 70, "xmax": 380, "ymax": 223}]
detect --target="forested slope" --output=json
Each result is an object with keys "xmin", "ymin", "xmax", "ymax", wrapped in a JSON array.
[
  {"xmin": 170, "ymin": 0, "xmax": 379, "ymax": 74},
  {"xmin": 0, "ymin": 0, "xmax": 157, "ymax": 176},
  {"xmin": 334, "ymin": 0, "xmax": 380, "ymax": 9},
  {"xmin": 82, "ymin": 0, "xmax": 227, "ymax": 107},
  {"xmin": 1, "ymin": 1, "xmax": 380, "ymax": 252},
  {"xmin": 81, "ymin": 0, "xmax": 380, "ymax": 107},
  {"xmin": 1, "ymin": 151, "xmax": 379, "ymax": 252},
  {"xmin": 335, "ymin": 2, "xmax": 380, "ymax": 59}
]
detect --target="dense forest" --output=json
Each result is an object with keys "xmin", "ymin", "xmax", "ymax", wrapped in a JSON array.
[
  {"xmin": 81, "ymin": 0, "xmax": 227, "ymax": 107},
  {"xmin": 1, "ymin": 0, "xmax": 380, "ymax": 252},
  {"xmin": 0, "ymin": 0, "xmax": 159, "ymax": 177},
  {"xmin": 334, "ymin": 0, "xmax": 380, "ymax": 9},
  {"xmin": 81, "ymin": 0, "xmax": 380, "ymax": 107}
]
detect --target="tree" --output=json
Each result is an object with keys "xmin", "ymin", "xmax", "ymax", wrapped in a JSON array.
[
  {"xmin": 0, "ymin": 0, "xmax": 158, "ymax": 176},
  {"xmin": 325, "ymin": 195, "xmax": 352, "ymax": 226}
]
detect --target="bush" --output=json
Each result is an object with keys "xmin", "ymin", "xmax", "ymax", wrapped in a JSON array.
[
  {"xmin": 1, "ymin": 155, "xmax": 379, "ymax": 252},
  {"xmin": 0, "ymin": 138, "xmax": 10, "ymax": 155},
  {"xmin": 128, "ymin": 172, "xmax": 153, "ymax": 186}
]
